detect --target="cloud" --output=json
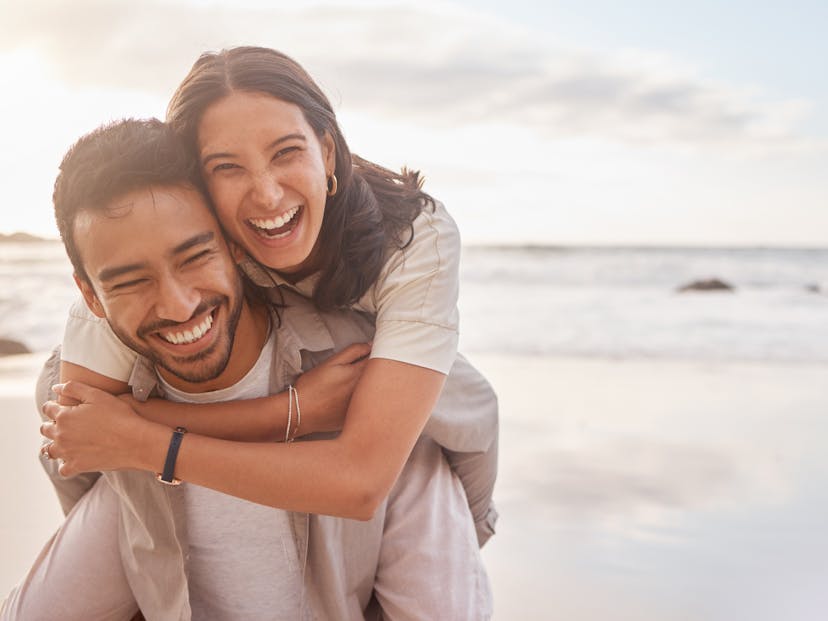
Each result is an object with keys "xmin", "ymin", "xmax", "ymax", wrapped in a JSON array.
[{"xmin": 0, "ymin": 0, "xmax": 814, "ymax": 151}]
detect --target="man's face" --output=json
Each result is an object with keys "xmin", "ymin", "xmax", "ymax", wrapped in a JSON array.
[{"xmin": 74, "ymin": 184, "xmax": 244, "ymax": 385}]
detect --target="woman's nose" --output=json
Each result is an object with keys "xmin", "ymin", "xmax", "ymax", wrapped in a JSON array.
[{"xmin": 250, "ymin": 170, "xmax": 284, "ymax": 210}]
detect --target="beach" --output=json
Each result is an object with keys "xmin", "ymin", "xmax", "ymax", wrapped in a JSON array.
[
  {"xmin": 3, "ymin": 350, "xmax": 827, "ymax": 620},
  {"xmin": 0, "ymin": 354, "xmax": 64, "ymax": 596},
  {"xmin": 475, "ymin": 353, "xmax": 828, "ymax": 620}
]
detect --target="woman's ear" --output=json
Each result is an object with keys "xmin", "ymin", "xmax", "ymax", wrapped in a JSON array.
[
  {"xmin": 73, "ymin": 274, "xmax": 106, "ymax": 318},
  {"xmin": 322, "ymin": 132, "xmax": 336, "ymax": 174}
]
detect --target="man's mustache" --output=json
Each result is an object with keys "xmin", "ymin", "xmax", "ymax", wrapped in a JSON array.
[{"xmin": 137, "ymin": 295, "xmax": 226, "ymax": 337}]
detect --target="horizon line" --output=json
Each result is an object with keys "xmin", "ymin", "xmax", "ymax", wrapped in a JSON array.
[{"xmin": 4, "ymin": 232, "xmax": 828, "ymax": 253}]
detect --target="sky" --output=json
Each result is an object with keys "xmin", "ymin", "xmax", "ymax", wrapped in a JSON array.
[{"xmin": 1, "ymin": 0, "xmax": 826, "ymax": 246}]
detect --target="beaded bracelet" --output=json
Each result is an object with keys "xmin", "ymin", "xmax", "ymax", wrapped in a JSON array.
[{"xmin": 285, "ymin": 385, "xmax": 302, "ymax": 444}]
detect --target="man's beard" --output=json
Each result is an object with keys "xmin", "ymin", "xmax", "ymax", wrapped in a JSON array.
[{"xmin": 109, "ymin": 290, "xmax": 244, "ymax": 384}]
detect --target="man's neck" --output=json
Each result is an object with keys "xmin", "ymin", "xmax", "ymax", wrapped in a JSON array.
[{"xmin": 158, "ymin": 299, "xmax": 270, "ymax": 393}]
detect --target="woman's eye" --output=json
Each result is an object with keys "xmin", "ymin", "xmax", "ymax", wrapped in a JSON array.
[
  {"xmin": 273, "ymin": 146, "xmax": 300, "ymax": 160},
  {"xmin": 211, "ymin": 163, "xmax": 238, "ymax": 173}
]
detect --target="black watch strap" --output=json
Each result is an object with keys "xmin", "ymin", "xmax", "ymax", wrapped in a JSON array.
[{"xmin": 157, "ymin": 426, "xmax": 187, "ymax": 485}]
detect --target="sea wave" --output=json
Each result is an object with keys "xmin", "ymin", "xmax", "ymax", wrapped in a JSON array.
[{"xmin": 2, "ymin": 242, "xmax": 827, "ymax": 363}]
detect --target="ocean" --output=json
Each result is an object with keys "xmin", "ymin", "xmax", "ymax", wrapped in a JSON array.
[{"xmin": 3, "ymin": 240, "xmax": 826, "ymax": 362}]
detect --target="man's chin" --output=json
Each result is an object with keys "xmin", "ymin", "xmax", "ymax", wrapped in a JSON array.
[{"xmin": 154, "ymin": 345, "xmax": 232, "ymax": 385}]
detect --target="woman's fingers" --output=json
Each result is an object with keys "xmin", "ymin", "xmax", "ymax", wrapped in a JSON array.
[
  {"xmin": 51, "ymin": 379, "xmax": 105, "ymax": 404},
  {"xmin": 348, "ymin": 358, "xmax": 369, "ymax": 380},
  {"xmin": 327, "ymin": 342, "xmax": 372, "ymax": 365},
  {"xmin": 40, "ymin": 420, "xmax": 57, "ymax": 440},
  {"xmin": 58, "ymin": 461, "xmax": 75, "ymax": 477},
  {"xmin": 41, "ymin": 399, "xmax": 61, "ymax": 422}
]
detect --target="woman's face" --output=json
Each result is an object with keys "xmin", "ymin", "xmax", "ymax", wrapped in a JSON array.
[{"xmin": 197, "ymin": 91, "xmax": 335, "ymax": 276}]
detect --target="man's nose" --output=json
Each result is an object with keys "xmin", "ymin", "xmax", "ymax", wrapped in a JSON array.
[
  {"xmin": 250, "ymin": 170, "xmax": 284, "ymax": 210},
  {"xmin": 155, "ymin": 274, "xmax": 201, "ymax": 323}
]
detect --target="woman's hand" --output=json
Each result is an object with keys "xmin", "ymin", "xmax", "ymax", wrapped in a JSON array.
[
  {"xmin": 41, "ymin": 380, "xmax": 168, "ymax": 477},
  {"xmin": 295, "ymin": 342, "xmax": 370, "ymax": 435}
]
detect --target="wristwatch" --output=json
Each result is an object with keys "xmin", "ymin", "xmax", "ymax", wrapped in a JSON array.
[{"xmin": 156, "ymin": 426, "xmax": 187, "ymax": 485}]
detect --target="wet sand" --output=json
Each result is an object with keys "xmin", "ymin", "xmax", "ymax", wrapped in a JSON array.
[
  {"xmin": 474, "ymin": 353, "xmax": 828, "ymax": 621},
  {"xmin": 0, "ymin": 354, "xmax": 63, "ymax": 596},
  {"xmin": 2, "ymin": 352, "xmax": 828, "ymax": 620}
]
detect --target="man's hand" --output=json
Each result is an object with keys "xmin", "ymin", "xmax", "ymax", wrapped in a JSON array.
[{"xmin": 295, "ymin": 342, "xmax": 370, "ymax": 435}]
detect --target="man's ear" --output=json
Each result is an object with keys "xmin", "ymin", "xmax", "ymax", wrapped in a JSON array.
[{"xmin": 73, "ymin": 273, "xmax": 106, "ymax": 318}]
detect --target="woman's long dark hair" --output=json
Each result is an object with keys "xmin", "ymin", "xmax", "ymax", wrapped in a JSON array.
[{"xmin": 167, "ymin": 46, "xmax": 433, "ymax": 310}]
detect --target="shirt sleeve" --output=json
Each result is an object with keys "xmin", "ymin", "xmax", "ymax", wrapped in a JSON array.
[
  {"xmin": 61, "ymin": 298, "xmax": 137, "ymax": 383},
  {"xmin": 367, "ymin": 201, "xmax": 461, "ymax": 375}
]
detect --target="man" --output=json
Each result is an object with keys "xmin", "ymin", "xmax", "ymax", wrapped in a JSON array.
[{"xmin": 2, "ymin": 119, "xmax": 490, "ymax": 620}]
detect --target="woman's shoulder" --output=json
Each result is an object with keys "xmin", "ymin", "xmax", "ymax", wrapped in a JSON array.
[
  {"xmin": 412, "ymin": 199, "xmax": 459, "ymax": 242},
  {"xmin": 386, "ymin": 199, "xmax": 460, "ymax": 269},
  {"xmin": 367, "ymin": 197, "xmax": 461, "ymax": 319}
]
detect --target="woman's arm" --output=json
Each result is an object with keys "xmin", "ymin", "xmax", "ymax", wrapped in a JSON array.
[
  {"xmin": 42, "ymin": 358, "xmax": 443, "ymax": 520},
  {"xmin": 45, "ymin": 205, "xmax": 458, "ymax": 519},
  {"xmin": 60, "ymin": 344, "xmax": 369, "ymax": 441},
  {"xmin": 172, "ymin": 358, "xmax": 446, "ymax": 518}
]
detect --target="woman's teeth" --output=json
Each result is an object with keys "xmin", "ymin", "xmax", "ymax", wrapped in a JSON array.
[
  {"xmin": 249, "ymin": 206, "xmax": 300, "ymax": 233},
  {"xmin": 160, "ymin": 313, "xmax": 214, "ymax": 345}
]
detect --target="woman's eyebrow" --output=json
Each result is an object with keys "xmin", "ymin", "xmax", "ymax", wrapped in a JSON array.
[{"xmin": 201, "ymin": 133, "xmax": 307, "ymax": 167}]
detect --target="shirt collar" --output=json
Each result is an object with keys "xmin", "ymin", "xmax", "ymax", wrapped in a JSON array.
[
  {"xmin": 127, "ymin": 294, "xmax": 336, "ymax": 402},
  {"xmin": 239, "ymin": 255, "xmax": 320, "ymax": 299}
]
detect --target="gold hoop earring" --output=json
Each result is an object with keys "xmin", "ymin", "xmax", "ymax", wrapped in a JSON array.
[{"xmin": 327, "ymin": 174, "xmax": 338, "ymax": 197}]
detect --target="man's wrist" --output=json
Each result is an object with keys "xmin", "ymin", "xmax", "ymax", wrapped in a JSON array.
[
  {"xmin": 136, "ymin": 421, "xmax": 177, "ymax": 473},
  {"xmin": 157, "ymin": 426, "xmax": 188, "ymax": 484}
]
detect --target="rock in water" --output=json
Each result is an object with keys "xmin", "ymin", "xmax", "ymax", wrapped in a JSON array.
[
  {"xmin": 677, "ymin": 278, "xmax": 735, "ymax": 293},
  {"xmin": 0, "ymin": 338, "xmax": 30, "ymax": 356}
]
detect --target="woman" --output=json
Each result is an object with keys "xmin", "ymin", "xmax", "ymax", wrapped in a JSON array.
[{"xmin": 43, "ymin": 47, "xmax": 498, "ymax": 537}]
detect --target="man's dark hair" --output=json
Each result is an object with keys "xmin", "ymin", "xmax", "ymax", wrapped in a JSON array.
[{"xmin": 53, "ymin": 118, "xmax": 202, "ymax": 282}]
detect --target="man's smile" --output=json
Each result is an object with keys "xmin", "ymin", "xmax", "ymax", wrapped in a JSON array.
[{"xmin": 157, "ymin": 311, "xmax": 215, "ymax": 345}]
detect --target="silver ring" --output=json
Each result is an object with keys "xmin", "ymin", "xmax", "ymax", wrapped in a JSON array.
[{"xmin": 40, "ymin": 442, "xmax": 55, "ymax": 460}]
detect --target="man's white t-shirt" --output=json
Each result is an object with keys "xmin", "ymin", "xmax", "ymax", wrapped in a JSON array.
[{"xmin": 158, "ymin": 326, "xmax": 302, "ymax": 620}]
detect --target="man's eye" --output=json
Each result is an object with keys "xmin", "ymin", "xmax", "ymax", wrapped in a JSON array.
[
  {"xmin": 111, "ymin": 279, "xmax": 146, "ymax": 291},
  {"xmin": 184, "ymin": 249, "xmax": 212, "ymax": 265}
]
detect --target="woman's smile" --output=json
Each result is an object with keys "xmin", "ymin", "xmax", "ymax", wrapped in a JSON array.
[{"xmin": 247, "ymin": 205, "xmax": 303, "ymax": 240}]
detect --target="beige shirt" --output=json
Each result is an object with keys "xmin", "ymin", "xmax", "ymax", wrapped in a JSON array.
[
  {"xmin": 39, "ymin": 292, "xmax": 492, "ymax": 620},
  {"xmin": 241, "ymin": 200, "xmax": 460, "ymax": 374},
  {"xmin": 239, "ymin": 201, "xmax": 498, "ymax": 453},
  {"xmin": 63, "ymin": 202, "xmax": 497, "ymax": 454}
]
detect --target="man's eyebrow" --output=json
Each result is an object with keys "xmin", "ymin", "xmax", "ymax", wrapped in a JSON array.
[
  {"xmin": 98, "ymin": 262, "xmax": 147, "ymax": 283},
  {"xmin": 171, "ymin": 231, "xmax": 215, "ymax": 255},
  {"xmin": 201, "ymin": 133, "xmax": 307, "ymax": 167},
  {"xmin": 97, "ymin": 232, "xmax": 215, "ymax": 282}
]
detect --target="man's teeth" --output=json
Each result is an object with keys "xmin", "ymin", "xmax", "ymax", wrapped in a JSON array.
[
  {"xmin": 249, "ymin": 206, "xmax": 299, "ymax": 231},
  {"xmin": 160, "ymin": 314, "xmax": 213, "ymax": 345}
]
